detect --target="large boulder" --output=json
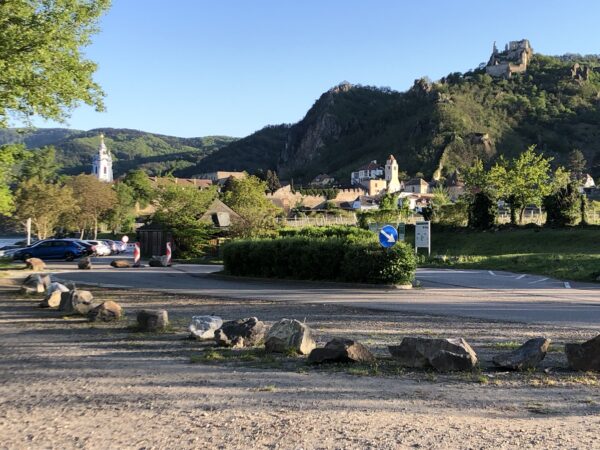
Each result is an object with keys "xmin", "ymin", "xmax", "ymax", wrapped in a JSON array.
[
  {"xmin": 25, "ymin": 258, "xmax": 45, "ymax": 271},
  {"xmin": 189, "ymin": 315, "xmax": 223, "ymax": 340},
  {"xmin": 110, "ymin": 259, "xmax": 131, "ymax": 268},
  {"xmin": 265, "ymin": 319, "xmax": 316, "ymax": 355},
  {"xmin": 389, "ymin": 337, "xmax": 478, "ymax": 371},
  {"xmin": 493, "ymin": 338, "xmax": 550, "ymax": 371},
  {"xmin": 58, "ymin": 290, "xmax": 94, "ymax": 315},
  {"xmin": 21, "ymin": 274, "xmax": 46, "ymax": 295},
  {"xmin": 565, "ymin": 334, "xmax": 600, "ymax": 371},
  {"xmin": 39, "ymin": 290, "xmax": 63, "ymax": 308},
  {"xmin": 214, "ymin": 317, "xmax": 266, "ymax": 348},
  {"xmin": 78, "ymin": 257, "xmax": 92, "ymax": 270},
  {"xmin": 47, "ymin": 282, "xmax": 69, "ymax": 295},
  {"xmin": 149, "ymin": 256, "xmax": 170, "ymax": 267},
  {"xmin": 89, "ymin": 301, "xmax": 122, "ymax": 322},
  {"xmin": 308, "ymin": 338, "xmax": 374, "ymax": 364},
  {"xmin": 137, "ymin": 309, "xmax": 169, "ymax": 332}
]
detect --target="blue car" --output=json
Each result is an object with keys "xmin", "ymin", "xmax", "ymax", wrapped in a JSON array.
[{"xmin": 13, "ymin": 239, "xmax": 87, "ymax": 261}]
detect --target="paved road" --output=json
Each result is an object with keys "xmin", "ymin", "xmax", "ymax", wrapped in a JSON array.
[{"xmin": 46, "ymin": 259, "xmax": 600, "ymax": 328}]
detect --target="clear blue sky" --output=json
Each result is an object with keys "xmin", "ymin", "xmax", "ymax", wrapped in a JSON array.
[{"xmin": 29, "ymin": 0, "xmax": 600, "ymax": 137}]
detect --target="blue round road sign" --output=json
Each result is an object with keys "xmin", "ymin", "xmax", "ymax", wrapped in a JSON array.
[{"xmin": 378, "ymin": 225, "xmax": 398, "ymax": 248}]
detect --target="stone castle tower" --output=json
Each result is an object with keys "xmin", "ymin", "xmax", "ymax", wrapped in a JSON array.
[
  {"xmin": 385, "ymin": 154, "xmax": 401, "ymax": 193},
  {"xmin": 91, "ymin": 134, "xmax": 113, "ymax": 182}
]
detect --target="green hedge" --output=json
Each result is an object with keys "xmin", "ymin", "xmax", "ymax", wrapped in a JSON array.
[
  {"xmin": 223, "ymin": 237, "xmax": 416, "ymax": 285},
  {"xmin": 278, "ymin": 225, "xmax": 374, "ymax": 242}
]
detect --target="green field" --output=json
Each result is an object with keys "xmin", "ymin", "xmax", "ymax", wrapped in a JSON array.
[{"xmin": 407, "ymin": 226, "xmax": 600, "ymax": 282}]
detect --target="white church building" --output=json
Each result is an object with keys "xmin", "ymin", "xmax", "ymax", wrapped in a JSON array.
[{"xmin": 91, "ymin": 134, "xmax": 113, "ymax": 182}]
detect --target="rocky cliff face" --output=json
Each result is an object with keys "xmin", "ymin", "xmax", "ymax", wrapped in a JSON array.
[{"xmin": 278, "ymin": 83, "xmax": 350, "ymax": 178}]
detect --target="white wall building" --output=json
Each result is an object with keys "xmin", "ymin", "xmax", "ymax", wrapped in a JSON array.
[
  {"xmin": 91, "ymin": 134, "xmax": 113, "ymax": 182},
  {"xmin": 384, "ymin": 154, "xmax": 402, "ymax": 193}
]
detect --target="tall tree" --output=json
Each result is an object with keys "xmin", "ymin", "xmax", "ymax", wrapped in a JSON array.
[
  {"xmin": 122, "ymin": 169, "xmax": 155, "ymax": 208},
  {"xmin": 104, "ymin": 182, "xmax": 136, "ymax": 233},
  {"xmin": 222, "ymin": 175, "xmax": 281, "ymax": 237},
  {"xmin": 488, "ymin": 147, "xmax": 555, "ymax": 224},
  {"xmin": 67, "ymin": 174, "xmax": 117, "ymax": 238},
  {"xmin": 567, "ymin": 149, "xmax": 587, "ymax": 178},
  {"xmin": 0, "ymin": 144, "xmax": 26, "ymax": 215},
  {"xmin": 0, "ymin": 0, "xmax": 110, "ymax": 126},
  {"xmin": 13, "ymin": 179, "xmax": 77, "ymax": 239},
  {"xmin": 19, "ymin": 146, "xmax": 61, "ymax": 182},
  {"xmin": 265, "ymin": 170, "xmax": 281, "ymax": 193}
]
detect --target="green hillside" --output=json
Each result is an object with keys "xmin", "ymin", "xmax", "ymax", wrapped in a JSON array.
[
  {"xmin": 194, "ymin": 53, "xmax": 600, "ymax": 183},
  {"xmin": 0, "ymin": 127, "xmax": 237, "ymax": 177}
]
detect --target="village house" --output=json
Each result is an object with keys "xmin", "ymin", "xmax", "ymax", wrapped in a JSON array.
[
  {"xmin": 309, "ymin": 173, "xmax": 336, "ymax": 187},
  {"xmin": 350, "ymin": 160, "xmax": 384, "ymax": 185},
  {"xmin": 404, "ymin": 178, "xmax": 430, "ymax": 194}
]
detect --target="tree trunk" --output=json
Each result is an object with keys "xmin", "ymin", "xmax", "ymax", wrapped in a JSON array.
[
  {"xmin": 94, "ymin": 217, "xmax": 98, "ymax": 240},
  {"xmin": 79, "ymin": 228, "xmax": 85, "ymax": 239}
]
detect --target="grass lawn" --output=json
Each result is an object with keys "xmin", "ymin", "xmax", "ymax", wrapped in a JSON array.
[{"xmin": 407, "ymin": 226, "xmax": 600, "ymax": 282}]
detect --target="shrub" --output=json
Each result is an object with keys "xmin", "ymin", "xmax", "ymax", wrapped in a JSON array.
[
  {"xmin": 468, "ymin": 192, "xmax": 497, "ymax": 229},
  {"xmin": 278, "ymin": 225, "xmax": 374, "ymax": 242},
  {"xmin": 543, "ymin": 183, "xmax": 580, "ymax": 227},
  {"xmin": 223, "ymin": 237, "xmax": 416, "ymax": 285}
]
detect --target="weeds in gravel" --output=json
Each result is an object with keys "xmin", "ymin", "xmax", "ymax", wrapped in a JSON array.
[{"xmin": 489, "ymin": 341, "xmax": 521, "ymax": 350}]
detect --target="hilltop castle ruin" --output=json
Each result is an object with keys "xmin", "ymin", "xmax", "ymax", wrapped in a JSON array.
[{"xmin": 486, "ymin": 39, "xmax": 533, "ymax": 78}]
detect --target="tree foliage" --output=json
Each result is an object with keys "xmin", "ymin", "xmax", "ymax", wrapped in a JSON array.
[
  {"xmin": 543, "ymin": 183, "xmax": 581, "ymax": 227},
  {"xmin": 18, "ymin": 146, "xmax": 61, "ymax": 182},
  {"xmin": 122, "ymin": 169, "xmax": 155, "ymax": 208},
  {"xmin": 0, "ymin": 143, "xmax": 26, "ymax": 215},
  {"xmin": 0, "ymin": 0, "xmax": 111, "ymax": 126},
  {"xmin": 66, "ymin": 174, "xmax": 117, "ymax": 238},
  {"xmin": 222, "ymin": 175, "xmax": 281, "ymax": 237},
  {"xmin": 468, "ymin": 191, "xmax": 497, "ymax": 229}
]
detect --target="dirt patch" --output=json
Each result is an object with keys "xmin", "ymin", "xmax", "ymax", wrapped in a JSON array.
[{"xmin": 0, "ymin": 282, "xmax": 599, "ymax": 449}]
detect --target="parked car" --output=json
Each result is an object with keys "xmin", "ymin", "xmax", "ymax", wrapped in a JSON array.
[
  {"xmin": 60, "ymin": 238, "xmax": 95, "ymax": 256},
  {"xmin": 85, "ymin": 240, "xmax": 112, "ymax": 256},
  {"xmin": 12, "ymin": 239, "xmax": 87, "ymax": 261},
  {"xmin": 103, "ymin": 239, "xmax": 120, "ymax": 255}
]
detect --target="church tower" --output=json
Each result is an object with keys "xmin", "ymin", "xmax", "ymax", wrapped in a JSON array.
[
  {"xmin": 91, "ymin": 133, "xmax": 113, "ymax": 182},
  {"xmin": 385, "ymin": 154, "xmax": 401, "ymax": 193}
]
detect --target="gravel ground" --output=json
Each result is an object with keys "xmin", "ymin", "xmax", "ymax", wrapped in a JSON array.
[{"xmin": 1, "ymin": 278, "xmax": 599, "ymax": 449}]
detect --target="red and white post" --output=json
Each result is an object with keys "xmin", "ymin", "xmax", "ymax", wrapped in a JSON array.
[
  {"xmin": 133, "ymin": 242, "xmax": 141, "ymax": 267},
  {"xmin": 165, "ymin": 242, "xmax": 172, "ymax": 266}
]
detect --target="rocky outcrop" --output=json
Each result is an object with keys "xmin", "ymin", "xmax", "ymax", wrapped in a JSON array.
[
  {"xmin": 214, "ymin": 317, "xmax": 266, "ymax": 348},
  {"xmin": 137, "ymin": 309, "xmax": 169, "ymax": 332},
  {"xmin": 389, "ymin": 337, "xmax": 478, "ymax": 371},
  {"xmin": 493, "ymin": 338, "xmax": 550, "ymax": 371},
  {"xmin": 265, "ymin": 319, "xmax": 316, "ymax": 355},
  {"xmin": 21, "ymin": 274, "xmax": 47, "ymax": 295},
  {"xmin": 189, "ymin": 316, "xmax": 223, "ymax": 340},
  {"xmin": 89, "ymin": 301, "xmax": 122, "ymax": 322},
  {"xmin": 308, "ymin": 338, "xmax": 374, "ymax": 364},
  {"xmin": 39, "ymin": 290, "xmax": 62, "ymax": 308},
  {"xmin": 565, "ymin": 335, "xmax": 600, "ymax": 371}
]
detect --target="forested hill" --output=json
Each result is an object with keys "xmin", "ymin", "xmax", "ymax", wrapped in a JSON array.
[
  {"xmin": 0, "ymin": 128, "xmax": 237, "ymax": 177},
  {"xmin": 192, "ymin": 53, "xmax": 600, "ymax": 182}
]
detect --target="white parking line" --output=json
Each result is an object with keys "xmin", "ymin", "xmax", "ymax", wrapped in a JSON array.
[
  {"xmin": 515, "ymin": 274, "xmax": 526, "ymax": 280},
  {"xmin": 529, "ymin": 278, "xmax": 549, "ymax": 284},
  {"xmin": 488, "ymin": 271, "xmax": 495, "ymax": 276},
  {"xmin": 564, "ymin": 282, "xmax": 571, "ymax": 289}
]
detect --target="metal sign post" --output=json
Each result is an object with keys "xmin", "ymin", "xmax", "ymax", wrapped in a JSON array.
[{"xmin": 415, "ymin": 221, "xmax": 431, "ymax": 256}]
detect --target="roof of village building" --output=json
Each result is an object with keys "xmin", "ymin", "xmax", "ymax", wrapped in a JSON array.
[
  {"xmin": 405, "ymin": 177, "xmax": 429, "ymax": 186},
  {"xmin": 387, "ymin": 154, "xmax": 396, "ymax": 161},
  {"xmin": 149, "ymin": 176, "xmax": 213, "ymax": 189},
  {"xmin": 312, "ymin": 173, "xmax": 334, "ymax": 182},
  {"xmin": 355, "ymin": 160, "xmax": 383, "ymax": 172}
]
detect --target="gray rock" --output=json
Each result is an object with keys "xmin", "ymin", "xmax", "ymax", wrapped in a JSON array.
[
  {"xmin": 25, "ymin": 257, "xmax": 45, "ymax": 271},
  {"xmin": 493, "ymin": 338, "xmax": 550, "ymax": 370},
  {"xmin": 110, "ymin": 259, "xmax": 131, "ymax": 268},
  {"xmin": 21, "ymin": 274, "xmax": 46, "ymax": 295},
  {"xmin": 78, "ymin": 257, "xmax": 92, "ymax": 270},
  {"xmin": 214, "ymin": 317, "xmax": 266, "ymax": 348},
  {"xmin": 58, "ymin": 290, "xmax": 94, "ymax": 315},
  {"xmin": 189, "ymin": 315, "xmax": 223, "ymax": 340},
  {"xmin": 148, "ymin": 256, "xmax": 170, "ymax": 267},
  {"xmin": 39, "ymin": 290, "xmax": 63, "ymax": 308},
  {"xmin": 308, "ymin": 338, "xmax": 375, "ymax": 364},
  {"xmin": 89, "ymin": 301, "xmax": 122, "ymax": 322},
  {"xmin": 137, "ymin": 309, "xmax": 169, "ymax": 332},
  {"xmin": 566, "ymin": 334, "xmax": 600, "ymax": 371},
  {"xmin": 265, "ymin": 319, "xmax": 316, "ymax": 355},
  {"xmin": 47, "ymin": 282, "xmax": 69, "ymax": 295},
  {"xmin": 389, "ymin": 337, "xmax": 478, "ymax": 371}
]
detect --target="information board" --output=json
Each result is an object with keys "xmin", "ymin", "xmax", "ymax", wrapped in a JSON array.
[{"xmin": 415, "ymin": 221, "xmax": 431, "ymax": 255}]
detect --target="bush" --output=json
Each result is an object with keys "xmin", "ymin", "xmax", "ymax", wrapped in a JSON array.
[
  {"xmin": 468, "ymin": 192, "xmax": 497, "ymax": 229},
  {"xmin": 543, "ymin": 183, "xmax": 580, "ymax": 227},
  {"xmin": 223, "ymin": 237, "xmax": 416, "ymax": 285},
  {"xmin": 278, "ymin": 225, "xmax": 374, "ymax": 242}
]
